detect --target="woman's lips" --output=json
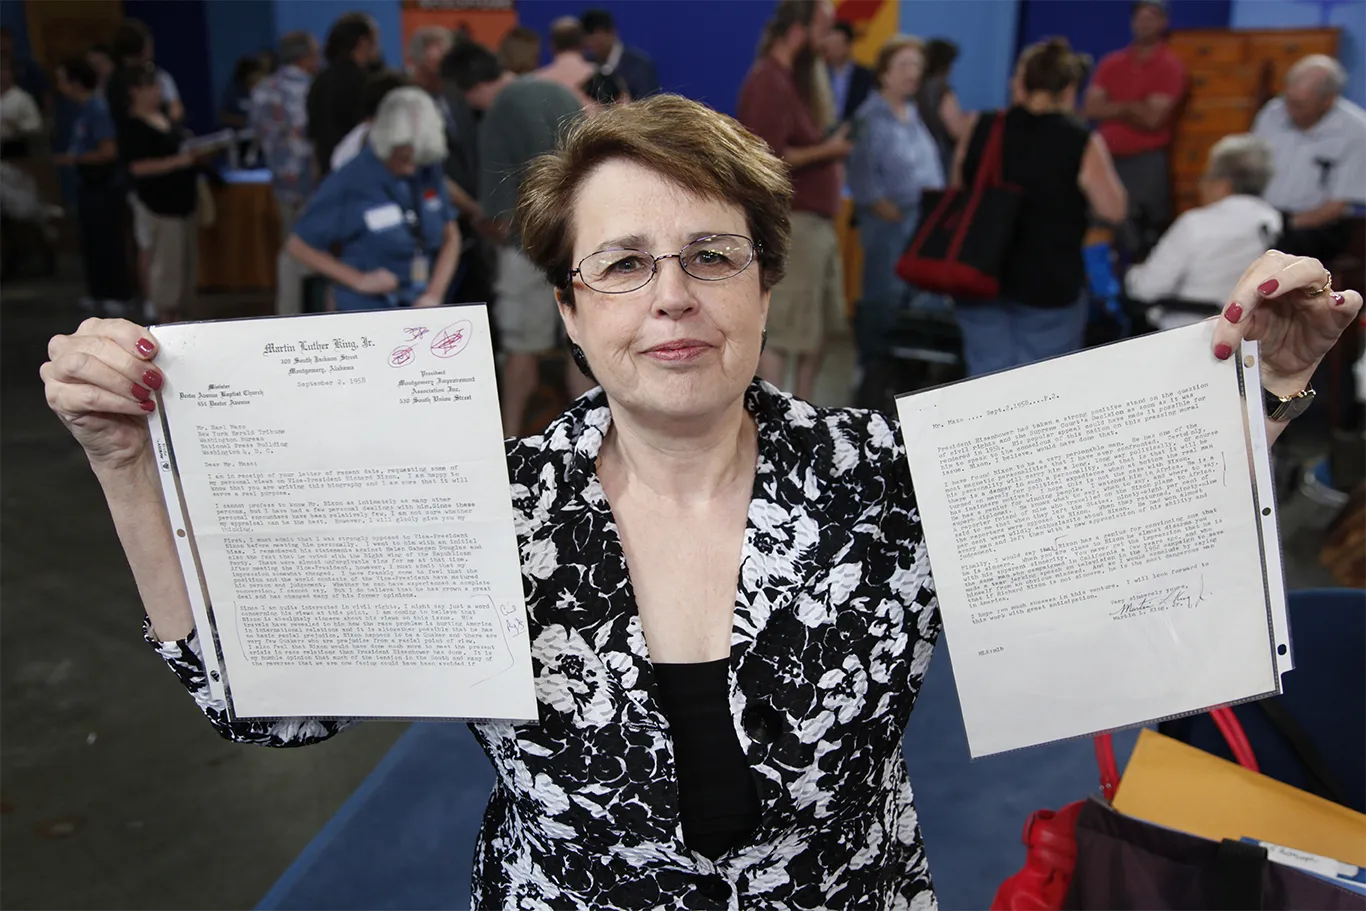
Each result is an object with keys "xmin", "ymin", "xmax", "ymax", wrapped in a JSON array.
[{"xmin": 642, "ymin": 340, "xmax": 711, "ymax": 362}]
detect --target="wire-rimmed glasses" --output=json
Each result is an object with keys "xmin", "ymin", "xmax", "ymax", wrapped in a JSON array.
[{"xmin": 569, "ymin": 234, "xmax": 761, "ymax": 294}]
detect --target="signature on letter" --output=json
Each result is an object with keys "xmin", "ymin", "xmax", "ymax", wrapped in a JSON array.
[
  {"xmin": 1110, "ymin": 575, "xmax": 1206, "ymax": 620},
  {"xmin": 404, "ymin": 327, "xmax": 430, "ymax": 341}
]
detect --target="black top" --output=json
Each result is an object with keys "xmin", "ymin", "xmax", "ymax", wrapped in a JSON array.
[
  {"xmin": 962, "ymin": 107, "xmax": 1091, "ymax": 309},
  {"xmin": 122, "ymin": 118, "xmax": 197, "ymax": 217},
  {"xmin": 653, "ymin": 658, "xmax": 762, "ymax": 860},
  {"xmin": 916, "ymin": 74, "xmax": 954, "ymax": 178},
  {"xmin": 307, "ymin": 59, "xmax": 369, "ymax": 179}
]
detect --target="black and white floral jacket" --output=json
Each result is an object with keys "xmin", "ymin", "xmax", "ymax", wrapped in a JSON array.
[{"xmin": 148, "ymin": 380, "xmax": 943, "ymax": 910}]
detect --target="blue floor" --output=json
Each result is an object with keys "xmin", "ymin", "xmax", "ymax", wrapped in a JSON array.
[{"xmin": 258, "ymin": 640, "xmax": 1139, "ymax": 911}]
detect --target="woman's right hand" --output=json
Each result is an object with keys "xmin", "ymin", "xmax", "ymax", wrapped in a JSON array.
[
  {"xmin": 352, "ymin": 268, "xmax": 399, "ymax": 295},
  {"xmin": 41, "ymin": 318, "xmax": 162, "ymax": 473}
]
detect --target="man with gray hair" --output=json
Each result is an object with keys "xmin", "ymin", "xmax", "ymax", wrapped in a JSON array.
[
  {"xmin": 1253, "ymin": 53, "xmax": 1366, "ymax": 261},
  {"xmin": 250, "ymin": 30, "xmax": 321, "ymax": 314}
]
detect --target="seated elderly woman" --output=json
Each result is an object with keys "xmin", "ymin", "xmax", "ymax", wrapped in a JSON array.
[
  {"xmin": 285, "ymin": 87, "xmax": 461, "ymax": 311},
  {"xmin": 1126, "ymin": 134, "xmax": 1284, "ymax": 330},
  {"xmin": 39, "ymin": 94, "xmax": 1362, "ymax": 909}
]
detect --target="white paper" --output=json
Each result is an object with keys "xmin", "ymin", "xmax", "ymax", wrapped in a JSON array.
[
  {"xmin": 897, "ymin": 322, "xmax": 1286, "ymax": 757},
  {"xmin": 146, "ymin": 307, "xmax": 537, "ymax": 722}
]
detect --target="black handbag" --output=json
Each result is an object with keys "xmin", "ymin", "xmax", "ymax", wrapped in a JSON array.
[{"xmin": 896, "ymin": 111, "xmax": 1021, "ymax": 299}]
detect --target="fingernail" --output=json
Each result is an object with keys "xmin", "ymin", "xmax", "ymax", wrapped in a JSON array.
[
  {"xmin": 135, "ymin": 338, "xmax": 156, "ymax": 357},
  {"xmin": 142, "ymin": 370, "xmax": 163, "ymax": 390},
  {"xmin": 139, "ymin": 399, "xmax": 156, "ymax": 413},
  {"xmin": 1214, "ymin": 343, "xmax": 1233, "ymax": 360},
  {"xmin": 1332, "ymin": 292, "xmax": 1346, "ymax": 306},
  {"xmin": 1257, "ymin": 279, "xmax": 1279, "ymax": 295},
  {"xmin": 1224, "ymin": 303, "xmax": 1243, "ymax": 323},
  {"xmin": 131, "ymin": 382, "xmax": 150, "ymax": 400}
]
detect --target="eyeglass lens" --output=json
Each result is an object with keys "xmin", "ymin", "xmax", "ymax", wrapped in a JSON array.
[{"xmin": 576, "ymin": 235, "xmax": 755, "ymax": 293}]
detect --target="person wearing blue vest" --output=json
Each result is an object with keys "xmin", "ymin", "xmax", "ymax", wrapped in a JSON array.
[{"xmin": 285, "ymin": 87, "xmax": 461, "ymax": 311}]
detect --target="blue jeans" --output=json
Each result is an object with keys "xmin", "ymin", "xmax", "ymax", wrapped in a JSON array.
[
  {"xmin": 856, "ymin": 205, "xmax": 919, "ymax": 365},
  {"xmin": 952, "ymin": 296, "xmax": 1089, "ymax": 377}
]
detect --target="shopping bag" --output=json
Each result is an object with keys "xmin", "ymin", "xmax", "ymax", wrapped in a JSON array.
[{"xmin": 895, "ymin": 112, "xmax": 1021, "ymax": 300}]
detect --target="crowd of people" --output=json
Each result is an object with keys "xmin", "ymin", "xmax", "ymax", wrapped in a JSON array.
[{"xmin": 4, "ymin": 0, "xmax": 1365, "ymax": 430}]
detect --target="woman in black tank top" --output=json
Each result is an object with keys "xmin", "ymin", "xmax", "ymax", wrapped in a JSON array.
[{"xmin": 950, "ymin": 38, "xmax": 1128, "ymax": 377}]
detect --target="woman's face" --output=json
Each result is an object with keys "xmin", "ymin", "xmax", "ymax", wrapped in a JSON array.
[
  {"xmin": 385, "ymin": 145, "xmax": 417, "ymax": 176},
  {"xmin": 561, "ymin": 159, "xmax": 770, "ymax": 424},
  {"xmin": 882, "ymin": 46, "xmax": 925, "ymax": 100}
]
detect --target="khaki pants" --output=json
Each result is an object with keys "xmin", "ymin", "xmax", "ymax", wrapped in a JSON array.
[
  {"xmin": 276, "ymin": 198, "xmax": 310, "ymax": 315},
  {"xmin": 766, "ymin": 211, "xmax": 844, "ymax": 354},
  {"xmin": 145, "ymin": 211, "xmax": 198, "ymax": 322}
]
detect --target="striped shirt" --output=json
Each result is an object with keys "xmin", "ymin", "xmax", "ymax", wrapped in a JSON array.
[{"xmin": 1253, "ymin": 96, "xmax": 1366, "ymax": 212}]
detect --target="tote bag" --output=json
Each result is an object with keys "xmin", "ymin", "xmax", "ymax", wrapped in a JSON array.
[{"xmin": 896, "ymin": 112, "xmax": 1021, "ymax": 299}]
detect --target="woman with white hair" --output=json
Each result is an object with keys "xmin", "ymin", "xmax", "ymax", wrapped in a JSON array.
[
  {"xmin": 285, "ymin": 87, "xmax": 461, "ymax": 310},
  {"xmin": 1126, "ymin": 134, "xmax": 1283, "ymax": 329}
]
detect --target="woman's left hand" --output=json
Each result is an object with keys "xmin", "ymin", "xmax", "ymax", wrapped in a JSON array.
[{"xmin": 1212, "ymin": 250, "xmax": 1362, "ymax": 395}]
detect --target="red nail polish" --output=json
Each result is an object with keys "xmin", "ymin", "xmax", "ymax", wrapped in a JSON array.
[
  {"xmin": 139, "ymin": 399, "xmax": 156, "ymax": 413},
  {"xmin": 1224, "ymin": 303, "xmax": 1243, "ymax": 323},
  {"xmin": 131, "ymin": 382, "xmax": 150, "ymax": 400},
  {"xmin": 1332, "ymin": 292, "xmax": 1346, "ymax": 306},
  {"xmin": 136, "ymin": 338, "xmax": 156, "ymax": 357},
  {"xmin": 1214, "ymin": 343, "xmax": 1232, "ymax": 360},
  {"xmin": 1257, "ymin": 278, "xmax": 1279, "ymax": 295},
  {"xmin": 142, "ymin": 370, "xmax": 163, "ymax": 390}
]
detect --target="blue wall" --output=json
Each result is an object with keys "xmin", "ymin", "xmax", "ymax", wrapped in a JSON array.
[
  {"xmin": 124, "ymin": 0, "xmax": 216, "ymax": 135},
  {"xmin": 1019, "ymin": 0, "xmax": 1231, "ymax": 76},
  {"xmin": 1230, "ymin": 0, "xmax": 1365, "ymax": 105},
  {"xmin": 272, "ymin": 0, "xmax": 402, "ymax": 70},
  {"xmin": 902, "ymin": 0, "xmax": 1021, "ymax": 110},
  {"xmin": 206, "ymin": 0, "xmax": 276, "ymax": 122},
  {"xmin": 516, "ymin": 0, "xmax": 771, "ymax": 116}
]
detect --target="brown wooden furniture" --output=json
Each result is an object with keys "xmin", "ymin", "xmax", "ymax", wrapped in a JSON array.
[
  {"xmin": 197, "ymin": 177, "xmax": 281, "ymax": 292},
  {"xmin": 1167, "ymin": 28, "xmax": 1340, "ymax": 216}
]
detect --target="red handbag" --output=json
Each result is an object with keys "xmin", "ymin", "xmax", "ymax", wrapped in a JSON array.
[
  {"xmin": 991, "ymin": 708, "xmax": 1259, "ymax": 911},
  {"xmin": 895, "ymin": 111, "xmax": 1022, "ymax": 299}
]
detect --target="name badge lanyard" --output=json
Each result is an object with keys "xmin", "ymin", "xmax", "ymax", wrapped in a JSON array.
[{"xmin": 386, "ymin": 180, "xmax": 429, "ymax": 288}]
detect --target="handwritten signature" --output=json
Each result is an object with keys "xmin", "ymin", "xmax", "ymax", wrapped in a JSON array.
[
  {"xmin": 403, "ymin": 326, "xmax": 430, "ymax": 341},
  {"xmin": 388, "ymin": 345, "xmax": 415, "ymax": 368},
  {"xmin": 430, "ymin": 319, "xmax": 473, "ymax": 359},
  {"xmin": 1110, "ymin": 575, "xmax": 1206, "ymax": 620}
]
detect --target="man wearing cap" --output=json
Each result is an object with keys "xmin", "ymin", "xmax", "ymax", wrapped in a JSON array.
[
  {"xmin": 1085, "ymin": 0, "xmax": 1186, "ymax": 255},
  {"xmin": 1253, "ymin": 54, "xmax": 1366, "ymax": 262}
]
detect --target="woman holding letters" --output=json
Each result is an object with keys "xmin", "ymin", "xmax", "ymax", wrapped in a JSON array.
[{"xmin": 40, "ymin": 93, "xmax": 1362, "ymax": 909}]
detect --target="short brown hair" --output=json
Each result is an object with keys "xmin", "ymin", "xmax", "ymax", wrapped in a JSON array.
[
  {"xmin": 874, "ymin": 34, "xmax": 925, "ymax": 85},
  {"xmin": 498, "ymin": 26, "xmax": 540, "ymax": 75},
  {"xmin": 517, "ymin": 94, "xmax": 793, "ymax": 300},
  {"xmin": 1018, "ymin": 36, "xmax": 1090, "ymax": 95}
]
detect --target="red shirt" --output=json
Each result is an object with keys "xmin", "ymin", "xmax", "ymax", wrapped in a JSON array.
[
  {"xmin": 737, "ymin": 56, "xmax": 841, "ymax": 219},
  {"xmin": 1092, "ymin": 43, "xmax": 1186, "ymax": 158}
]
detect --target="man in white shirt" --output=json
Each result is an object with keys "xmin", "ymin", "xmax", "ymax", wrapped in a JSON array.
[
  {"xmin": 1126, "ymin": 134, "xmax": 1282, "ymax": 328},
  {"xmin": 1252, "ymin": 54, "xmax": 1366, "ymax": 261}
]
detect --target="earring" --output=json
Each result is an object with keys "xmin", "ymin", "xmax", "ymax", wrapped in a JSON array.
[
  {"xmin": 760, "ymin": 329, "xmax": 768, "ymax": 355},
  {"xmin": 569, "ymin": 343, "xmax": 596, "ymax": 382}
]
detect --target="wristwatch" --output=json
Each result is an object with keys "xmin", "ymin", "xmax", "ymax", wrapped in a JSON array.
[{"xmin": 1263, "ymin": 384, "xmax": 1316, "ymax": 422}]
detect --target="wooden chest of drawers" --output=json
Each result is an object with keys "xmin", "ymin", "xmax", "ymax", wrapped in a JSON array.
[{"xmin": 1167, "ymin": 28, "xmax": 1339, "ymax": 215}]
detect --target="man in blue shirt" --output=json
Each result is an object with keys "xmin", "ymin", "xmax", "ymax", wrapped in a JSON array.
[
  {"xmin": 286, "ymin": 88, "xmax": 461, "ymax": 312},
  {"xmin": 54, "ymin": 56, "xmax": 134, "ymax": 309}
]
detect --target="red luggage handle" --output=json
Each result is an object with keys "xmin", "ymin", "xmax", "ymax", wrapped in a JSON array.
[{"xmin": 1094, "ymin": 707, "xmax": 1260, "ymax": 802}]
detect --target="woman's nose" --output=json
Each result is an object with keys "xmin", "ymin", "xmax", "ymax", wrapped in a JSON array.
[{"xmin": 651, "ymin": 257, "xmax": 699, "ymax": 317}]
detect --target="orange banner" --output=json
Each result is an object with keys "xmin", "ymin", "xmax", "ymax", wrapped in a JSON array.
[
  {"xmin": 400, "ymin": 0, "xmax": 517, "ymax": 54},
  {"xmin": 833, "ymin": 0, "xmax": 898, "ymax": 66}
]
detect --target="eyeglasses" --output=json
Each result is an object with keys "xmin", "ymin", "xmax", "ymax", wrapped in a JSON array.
[{"xmin": 570, "ymin": 234, "xmax": 761, "ymax": 295}]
